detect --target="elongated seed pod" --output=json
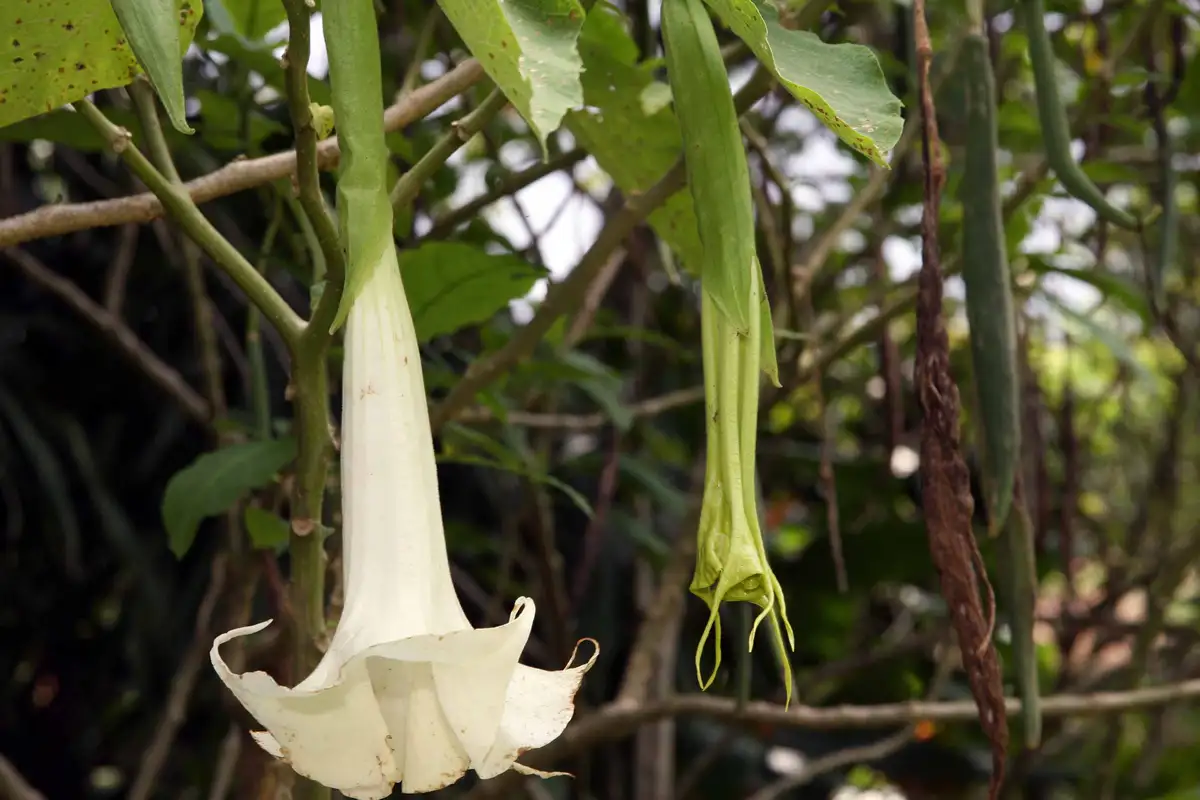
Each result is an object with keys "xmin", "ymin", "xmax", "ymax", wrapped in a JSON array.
[
  {"xmin": 1002, "ymin": 479, "xmax": 1042, "ymax": 748},
  {"xmin": 960, "ymin": 32, "xmax": 1019, "ymax": 534},
  {"xmin": 1021, "ymin": 0, "xmax": 1139, "ymax": 230},
  {"xmin": 662, "ymin": 0, "xmax": 755, "ymax": 335}
]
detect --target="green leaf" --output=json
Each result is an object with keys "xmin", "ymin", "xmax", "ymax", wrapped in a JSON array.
[
  {"xmin": 0, "ymin": 108, "xmax": 127, "ymax": 150},
  {"xmin": 161, "ymin": 437, "xmax": 297, "ymax": 557},
  {"xmin": 567, "ymin": 3, "xmax": 702, "ymax": 272},
  {"xmin": 0, "ymin": 0, "xmax": 200, "ymax": 129},
  {"xmin": 702, "ymin": 0, "xmax": 903, "ymax": 166},
  {"xmin": 110, "ymin": 0, "xmax": 202, "ymax": 133},
  {"xmin": 202, "ymin": 33, "xmax": 332, "ymax": 105},
  {"xmin": 558, "ymin": 351, "xmax": 632, "ymax": 431},
  {"xmin": 438, "ymin": 453, "xmax": 594, "ymax": 516},
  {"xmin": 399, "ymin": 242, "xmax": 547, "ymax": 341},
  {"xmin": 244, "ymin": 506, "xmax": 291, "ymax": 552},
  {"xmin": 1027, "ymin": 259, "xmax": 1151, "ymax": 324},
  {"xmin": 207, "ymin": 0, "xmax": 287, "ymax": 41},
  {"xmin": 438, "ymin": 0, "xmax": 585, "ymax": 153},
  {"xmin": 193, "ymin": 89, "xmax": 286, "ymax": 150},
  {"xmin": 1048, "ymin": 299, "xmax": 1155, "ymax": 385}
]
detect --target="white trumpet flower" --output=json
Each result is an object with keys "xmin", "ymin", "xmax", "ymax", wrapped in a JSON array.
[{"xmin": 210, "ymin": 247, "xmax": 596, "ymax": 799}]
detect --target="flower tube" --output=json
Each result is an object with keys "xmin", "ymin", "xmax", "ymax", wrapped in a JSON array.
[{"xmin": 210, "ymin": 246, "xmax": 596, "ymax": 798}]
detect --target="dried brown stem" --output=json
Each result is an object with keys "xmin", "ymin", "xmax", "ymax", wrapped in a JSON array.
[{"xmin": 911, "ymin": 1, "xmax": 1008, "ymax": 796}]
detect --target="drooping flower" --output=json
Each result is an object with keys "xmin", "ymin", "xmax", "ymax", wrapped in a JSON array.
[
  {"xmin": 210, "ymin": 247, "xmax": 596, "ymax": 799},
  {"xmin": 690, "ymin": 263, "xmax": 795, "ymax": 702}
]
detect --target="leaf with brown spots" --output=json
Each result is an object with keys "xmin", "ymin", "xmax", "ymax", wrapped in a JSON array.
[
  {"xmin": 700, "ymin": 0, "xmax": 903, "ymax": 166},
  {"xmin": 438, "ymin": 0, "xmax": 585, "ymax": 155},
  {"xmin": 910, "ymin": 1, "xmax": 1009, "ymax": 797},
  {"xmin": 0, "ymin": 0, "xmax": 201, "ymax": 129}
]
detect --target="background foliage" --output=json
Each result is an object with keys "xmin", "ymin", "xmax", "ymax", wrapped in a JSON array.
[{"xmin": 1, "ymin": 0, "xmax": 1199, "ymax": 798}]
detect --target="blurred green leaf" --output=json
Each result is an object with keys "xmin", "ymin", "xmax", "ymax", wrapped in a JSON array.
[
  {"xmin": 207, "ymin": 0, "xmax": 287, "ymax": 41},
  {"xmin": 244, "ymin": 506, "xmax": 290, "ymax": 552},
  {"xmin": 1029, "ymin": 258, "xmax": 1151, "ymax": 323},
  {"xmin": 558, "ymin": 351, "xmax": 631, "ymax": 431},
  {"xmin": 162, "ymin": 437, "xmax": 296, "ymax": 557},
  {"xmin": 399, "ymin": 241, "xmax": 546, "ymax": 341},
  {"xmin": 193, "ymin": 89, "xmax": 286, "ymax": 150}
]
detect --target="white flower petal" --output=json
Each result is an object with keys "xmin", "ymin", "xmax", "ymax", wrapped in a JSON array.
[
  {"xmin": 211, "ymin": 246, "xmax": 598, "ymax": 796},
  {"xmin": 211, "ymin": 601, "xmax": 594, "ymax": 797}
]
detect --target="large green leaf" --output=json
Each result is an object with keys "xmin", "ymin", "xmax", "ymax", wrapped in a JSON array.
[
  {"xmin": 161, "ymin": 437, "xmax": 297, "ymax": 557},
  {"xmin": 567, "ymin": 4, "xmax": 701, "ymax": 271},
  {"xmin": 0, "ymin": 0, "xmax": 201, "ymax": 130},
  {"xmin": 111, "ymin": 0, "xmax": 201, "ymax": 133},
  {"xmin": 438, "ymin": 0, "xmax": 585, "ymax": 152},
  {"xmin": 703, "ymin": 0, "xmax": 903, "ymax": 166},
  {"xmin": 399, "ymin": 242, "xmax": 547, "ymax": 341}
]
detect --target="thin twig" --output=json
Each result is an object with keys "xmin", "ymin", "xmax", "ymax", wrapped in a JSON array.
[
  {"xmin": 103, "ymin": 223, "xmax": 139, "ymax": 315},
  {"xmin": 72, "ymin": 100, "xmax": 305, "ymax": 345},
  {"xmin": 423, "ymin": 149, "xmax": 587, "ymax": 240},
  {"xmin": 455, "ymin": 386, "xmax": 705, "ymax": 429},
  {"xmin": 0, "ymin": 61, "xmax": 486, "ymax": 248},
  {"xmin": 127, "ymin": 553, "xmax": 229, "ymax": 800},
  {"xmin": 205, "ymin": 725, "xmax": 242, "ymax": 800},
  {"xmin": 130, "ymin": 78, "xmax": 228, "ymax": 419},
  {"xmin": 0, "ymin": 754, "xmax": 45, "ymax": 800},
  {"xmin": 616, "ymin": 467, "xmax": 705, "ymax": 706},
  {"xmin": 746, "ymin": 646, "xmax": 956, "ymax": 800},
  {"xmin": 790, "ymin": 36, "xmax": 963, "ymax": 303},
  {"xmin": 390, "ymin": 88, "xmax": 509, "ymax": 210},
  {"xmin": 1, "ymin": 247, "xmax": 210, "ymax": 423},
  {"xmin": 465, "ymin": 676, "xmax": 1200, "ymax": 799}
]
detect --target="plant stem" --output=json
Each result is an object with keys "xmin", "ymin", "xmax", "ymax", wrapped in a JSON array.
[
  {"xmin": 279, "ymin": 8, "xmax": 340, "ymax": 768},
  {"xmin": 73, "ymin": 100, "xmax": 304, "ymax": 347},
  {"xmin": 389, "ymin": 88, "xmax": 509, "ymax": 210},
  {"xmin": 282, "ymin": 0, "xmax": 347, "ymax": 340}
]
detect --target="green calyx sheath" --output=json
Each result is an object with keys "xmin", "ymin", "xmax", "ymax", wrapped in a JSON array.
[{"xmin": 691, "ymin": 277, "xmax": 795, "ymax": 705}]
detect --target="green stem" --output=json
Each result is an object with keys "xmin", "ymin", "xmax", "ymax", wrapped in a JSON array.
[
  {"xmin": 389, "ymin": 88, "xmax": 509, "ymax": 211},
  {"xmin": 282, "ymin": 0, "xmax": 347, "ymax": 342},
  {"xmin": 73, "ymin": 100, "xmax": 304, "ymax": 347},
  {"xmin": 277, "ymin": 10, "xmax": 345, "ymax": 747}
]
